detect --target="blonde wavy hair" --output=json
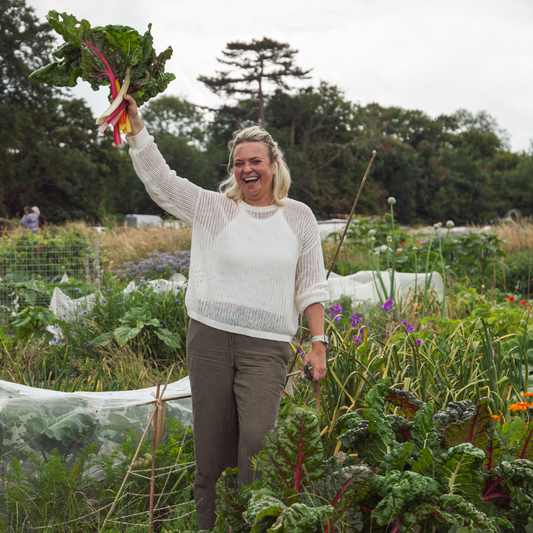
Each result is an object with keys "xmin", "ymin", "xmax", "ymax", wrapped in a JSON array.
[{"xmin": 219, "ymin": 126, "xmax": 291, "ymax": 206}]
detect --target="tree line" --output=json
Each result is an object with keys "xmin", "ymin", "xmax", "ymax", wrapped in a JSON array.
[{"xmin": 2, "ymin": 0, "xmax": 532, "ymax": 225}]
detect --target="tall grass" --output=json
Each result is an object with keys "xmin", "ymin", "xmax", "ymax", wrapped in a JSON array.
[
  {"xmin": 63, "ymin": 221, "xmax": 192, "ymax": 272},
  {"xmin": 495, "ymin": 221, "xmax": 533, "ymax": 254}
]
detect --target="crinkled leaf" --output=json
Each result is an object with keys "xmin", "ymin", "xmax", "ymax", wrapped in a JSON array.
[
  {"xmin": 372, "ymin": 470, "xmax": 441, "ymax": 526},
  {"xmin": 443, "ymin": 397, "xmax": 494, "ymax": 450},
  {"xmin": 338, "ymin": 420, "xmax": 369, "ymax": 451},
  {"xmin": 365, "ymin": 378, "xmax": 397, "ymax": 447},
  {"xmin": 433, "ymin": 400, "xmax": 476, "ymax": 434},
  {"xmin": 387, "ymin": 414, "xmax": 413, "ymax": 443},
  {"xmin": 439, "ymin": 494, "xmax": 504, "ymax": 533},
  {"xmin": 215, "ymin": 467, "xmax": 255, "ymax": 533},
  {"xmin": 385, "ymin": 388, "xmax": 426, "ymax": 421},
  {"xmin": 335, "ymin": 412, "xmax": 364, "ymax": 436},
  {"xmin": 30, "ymin": 11, "xmax": 175, "ymax": 106},
  {"xmin": 380, "ymin": 441, "xmax": 414, "ymax": 472},
  {"xmin": 258, "ymin": 407, "xmax": 324, "ymax": 493},
  {"xmin": 440, "ymin": 443, "xmax": 485, "ymax": 502},
  {"xmin": 243, "ymin": 493, "xmax": 285, "ymax": 532},
  {"xmin": 311, "ymin": 465, "xmax": 373, "ymax": 533},
  {"xmin": 409, "ymin": 401, "xmax": 440, "ymax": 457},
  {"xmin": 269, "ymin": 502, "xmax": 332, "ymax": 533},
  {"xmin": 490, "ymin": 459, "xmax": 533, "ymax": 520}
]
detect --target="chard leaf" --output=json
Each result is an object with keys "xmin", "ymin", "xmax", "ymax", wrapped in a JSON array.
[
  {"xmin": 439, "ymin": 494, "xmax": 503, "ymax": 532},
  {"xmin": 311, "ymin": 465, "xmax": 374, "ymax": 533},
  {"xmin": 215, "ymin": 467, "xmax": 255, "ymax": 533},
  {"xmin": 365, "ymin": 378, "xmax": 396, "ymax": 448},
  {"xmin": 440, "ymin": 443, "xmax": 485, "ymax": 502},
  {"xmin": 30, "ymin": 11, "xmax": 175, "ymax": 108},
  {"xmin": 372, "ymin": 470, "xmax": 440, "ymax": 527},
  {"xmin": 484, "ymin": 437, "xmax": 505, "ymax": 471},
  {"xmin": 338, "ymin": 420, "xmax": 369, "ymax": 451},
  {"xmin": 379, "ymin": 441, "xmax": 414, "ymax": 472},
  {"xmin": 243, "ymin": 493, "xmax": 285, "ymax": 532},
  {"xmin": 443, "ymin": 397, "xmax": 494, "ymax": 450},
  {"xmin": 387, "ymin": 414, "xmax": 413, "ymax": 443},
  {"xmin": 433, "ymin": 400, "xmax": 476, "ymax": 434},
  {"xmin": 335, "ymin": 412, "xmax": 364, "ymax": 436},
  {"xmin": 516, "ymin": 422, "xmax": 533, "ymax": 460},
  {"xmin": 412, "ymin": 446, "xmax": 443, "ymax": 483},
  {"xmin": 385, "ymin": 388, "xmax": 426, "ymax": 420},
  {"xmin": 258, "ymin": 407, "xmax": 324, "ymax": 493},
  {"xmin": 490, "ymin": 459, "xmax": 533, "ymax": 521},
  {"xmin": 409, "ymin": 401, "xmax": 440, "ymax": 455},
  {"xmin": 271, "ymin": 502, "xmax": 332, "ymax": 533}
]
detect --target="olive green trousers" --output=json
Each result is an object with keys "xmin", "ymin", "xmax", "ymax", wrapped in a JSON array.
[{"xmin": 187, "ymin": 319, "xmax": 290, "ymax": 530}]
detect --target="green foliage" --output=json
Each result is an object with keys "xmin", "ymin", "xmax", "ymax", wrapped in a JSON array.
[
  {"xmin": 91, "ymin": 303, "xmax": 181, "ymax": 349},
  {"xmin": 0, "ymin": 419, "xmax": 195, "ymax": 532},
  {"xmin": 3, "ymin": 305, "xmax": 56, "ymax": 345},
  {"xmin": 30, "ymin": 11, "xmax": 175, "ymax": 106}
]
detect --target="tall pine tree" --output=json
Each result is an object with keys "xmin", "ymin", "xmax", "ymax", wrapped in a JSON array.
[{"xmin": 198, "ymin": 38, "xmax": 311, "ymax": 127}]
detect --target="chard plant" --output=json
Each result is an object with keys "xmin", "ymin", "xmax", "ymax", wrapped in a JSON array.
[
  {"xmin": 30, "ymin": 11, "xmax": 176, "ymax": 145},
  {"xmin": 213, "ymin": 381, "xmax": 533, "ymax": 532}
]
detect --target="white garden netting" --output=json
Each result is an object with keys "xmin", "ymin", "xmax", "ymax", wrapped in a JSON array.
[
  {"xmin": 326, "ymin": 270, "xmax": 444, "ymax": 308},
  {"xmin": 0, "ymin": 377, "xmax": 192, "ymax": 475}
]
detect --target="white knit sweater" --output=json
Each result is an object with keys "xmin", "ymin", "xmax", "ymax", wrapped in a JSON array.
[{"xmin": 127, "ymin": 128, "xmax": 329, "ymax": 342}]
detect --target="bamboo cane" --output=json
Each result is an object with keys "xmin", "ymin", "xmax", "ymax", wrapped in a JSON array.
[
  {"xmin": 285, "ymin": 150, "xmax": 377, "ymax": 386},
  {"xmin": 149, "ymin": 384, "xmax": 160, "ymax": 533}
]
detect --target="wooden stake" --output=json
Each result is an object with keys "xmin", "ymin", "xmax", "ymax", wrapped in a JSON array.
[
  {"xmin": 99, "ymin": 365, "xmax": 175, "ymax": 533},
  {"xmin": 149, "ymin": 384, "xmax": 160, "ymax": 533},
  {"xmin": 326, "ymin": 150, "xmax": 377, "ymax": 279}
]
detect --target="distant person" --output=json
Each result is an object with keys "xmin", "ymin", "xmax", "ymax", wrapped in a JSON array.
[
  {"xmin": 20, "ymin": 206, "xmax": 39, "ymax": 233},
  {"xmin": 32, "ymin": 206, "xmax": 46, "ymax": 230}
]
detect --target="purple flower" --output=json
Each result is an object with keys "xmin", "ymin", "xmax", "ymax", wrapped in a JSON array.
[
  {"xmin": 175, "ymin": 299, "xmax": 180, "ymax": 303},
  {"xmin": 86, "ymin": 343, "xmax": 91, "ymax": 347},
  {"xmin": 416, "ymin": 339, "xmax": 422, "ymax": 346},
  {"xmin": 103, "ymin": 300, "xmax": 107, "ymax": 303},
  {"xmin": 329, "ymin": 304, "xmax": 342, "ymax": 322},
  {"xmin": 435, "ymin": 376, "xmax": 440, "ymax": 382},
  {"xmin": 297, "ymin": 348, "xmax": 305, "ymax": 359},
  {"xmin": 74, "ymin": 288, "xmax": 80, "ymax": 291},
  {"xmin": 82, "ymin": 310, "xmax": 88, "ymax": 316},
  {"xmin": 386, "ymin": 330, "xmax": 391, "ymax": 335},
  {"xmin": 117, "ymin": 302, "xmax": 123, "ymax": 306},
  {"xmin": 382, "ymin": 299, "xmax": 394, "ymax": 312}
]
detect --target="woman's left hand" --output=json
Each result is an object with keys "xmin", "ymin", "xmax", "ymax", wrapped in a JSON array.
[{"xmin": 302, "ymin": 343, "xmax": 327, "ymax": 382}]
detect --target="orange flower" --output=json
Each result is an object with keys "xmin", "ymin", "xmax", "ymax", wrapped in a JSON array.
[
  {"xmin": 507, "ymin": 296, "xmax": 515, "ymax": 303},
  {"xmin": 400, "ymin": 242, "xmax": 405, "ymax": 246},
  {"xmin": 508, "ymin": 402, "xmax": 531, "ymax": 411},
  {"xmin": 523, "ymin": 392, "xmax": 533, "ymax": 397},
  {"xmin": 491, "ymin": 415, "xmax": 501, "ymax": 420}
]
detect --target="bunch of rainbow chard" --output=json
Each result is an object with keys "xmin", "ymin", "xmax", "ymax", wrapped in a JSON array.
[{"xmin": 30, "ymin": 11, "xmax": 176, "ymax": 146}]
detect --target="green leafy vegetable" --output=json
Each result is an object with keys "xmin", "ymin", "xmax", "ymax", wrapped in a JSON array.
[{"xmin": 29, "ymin": 11, "xmax": 175, "ymax": 145}]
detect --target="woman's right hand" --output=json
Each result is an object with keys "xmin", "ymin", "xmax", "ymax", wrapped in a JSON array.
[{"xmin": 124, "ymin": 94, "xmax": 145, "ymax": 137}]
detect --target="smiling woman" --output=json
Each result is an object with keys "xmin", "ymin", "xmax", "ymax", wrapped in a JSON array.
[{"xmin": 123, "ymin": 93, "xmax": 329, "ymax": 531}]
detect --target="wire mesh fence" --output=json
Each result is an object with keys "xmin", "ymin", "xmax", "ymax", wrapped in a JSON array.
[{"xmin": 0, "ymin": 235, "xmax": 100, "ymax": 324}]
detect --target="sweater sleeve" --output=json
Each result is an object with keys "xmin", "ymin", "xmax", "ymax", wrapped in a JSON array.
[
  {"xmin": 127, "ymin": 128, "xmax": 200, "ymax": 225},
  {"xmin": 294, "ymin": 210, "xmax": 330, "ymax": 314}
]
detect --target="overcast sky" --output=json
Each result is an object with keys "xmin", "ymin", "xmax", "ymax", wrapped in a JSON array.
[{"xmin": 29, "ymin": 0, "xmax": 533, "ymax": 152}]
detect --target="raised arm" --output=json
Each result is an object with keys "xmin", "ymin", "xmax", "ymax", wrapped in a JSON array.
[{"xmin": 123, "ymin": 95, "xmax": 201, "ymax": 225}]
